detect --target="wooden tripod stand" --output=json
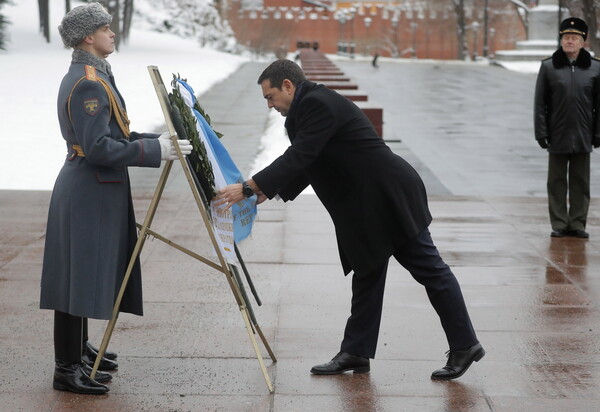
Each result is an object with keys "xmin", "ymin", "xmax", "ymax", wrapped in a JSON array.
[{"xmin": 89, "ymin": 66, "xmax": 276, "ymax": 393}]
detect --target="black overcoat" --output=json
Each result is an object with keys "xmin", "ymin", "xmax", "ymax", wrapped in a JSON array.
[
  {"xmin": 534, "ymin": 47, "xmax": 600, "ymax": 153},
  {"xmin": 40, "ymin": 58, "xmax": 162, "ymax": 320},
  {"xmin": 253, "ymin": 81, "xmax": 432, "ymax": 275}
]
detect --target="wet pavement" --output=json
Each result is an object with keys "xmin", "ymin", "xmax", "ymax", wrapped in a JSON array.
[{"xmin": 1, "ymin": 58, "xmax": 600, "ymax": 411}]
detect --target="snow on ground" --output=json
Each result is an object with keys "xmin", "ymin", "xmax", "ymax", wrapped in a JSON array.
[
  {"xmin": 0, "ymin": 0, "xmax": 540, "ymax": 191},
  {"xmin": 494, "ymin": 61, "xmax": 542, "ymax": 74},
  {"xmin": 249, "ymin": 110, "xmax": 287, "ymax": 176},
  {"xmin": 0, "ymin": 0, "xmax": 247, "ymax": 190}
]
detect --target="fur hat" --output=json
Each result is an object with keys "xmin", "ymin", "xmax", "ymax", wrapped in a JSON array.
[
  {"xmin": 559, "ymin": 17, "xmax": 588, "ymax": 41},
  {"xmin": 58, "ymin": 2, "xmax": 112, "ymax": 48}
]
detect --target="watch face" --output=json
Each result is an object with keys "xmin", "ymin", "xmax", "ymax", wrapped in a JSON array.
[{"xmin": 242, "ymin": 183, "xmax": 253, "ymax": 197}]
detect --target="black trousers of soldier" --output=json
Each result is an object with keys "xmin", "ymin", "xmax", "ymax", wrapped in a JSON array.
[
  {"xmin": 54, "ymin": 311, "xmax": 92, "ymax": 363},
  {"xmin": 340, "ymin": 228, "xmax": 479, "ymax": 359},
  {"xmin": 547, "ymin": 152, "xmax": 590, "ymax": 231}
]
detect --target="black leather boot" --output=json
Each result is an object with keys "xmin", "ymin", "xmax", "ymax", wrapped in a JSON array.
[
  {"xmin": 86, "ymin": 341, "xmax": 117, "ymax": 360},
  {"xmin": 82, "ymin": 348, "xmax": 118, "ymax": 371},
  {"xmin": 81, "ymin": 362, "xmax": 112, "ymax": 383},
  {"xmin": 53, "ymin": 362, "xmax": 109, "ymax": 394}
]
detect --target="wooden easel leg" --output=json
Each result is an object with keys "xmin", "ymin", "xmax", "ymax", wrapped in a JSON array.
[
  {"xmin": 94, "ymin": 66, "xmax": 278, "ymax": 392},
  {"xmin": 239, "ymin": 305, "xmax": 274, "ymax": 393},
  {"xmin": 230, "ymin": 264, "xmax": 277, "ymax": 363},
  {"xmin": 255, "ymin": 322, "xmax": 277, "ymax": 363},
  {"xmin": 225, "ymin": 264, "xmax": 276, "ymax": 392},
  {"xmin": 90, "ymin": 161, "xmax": 174, "ymax": 380}
]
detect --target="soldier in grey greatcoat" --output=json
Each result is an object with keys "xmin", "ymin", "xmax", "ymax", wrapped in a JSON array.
[{"xmin": 40, "ymin": 3, "xmax": 191, "ymax": 394}]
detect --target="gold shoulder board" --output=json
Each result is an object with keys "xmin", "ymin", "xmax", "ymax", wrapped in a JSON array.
[{"xmin": 84, "ymin": 65, "xmax": 98, "ymax": 81}]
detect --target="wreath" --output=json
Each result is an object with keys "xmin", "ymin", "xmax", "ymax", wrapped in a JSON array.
[{"xmin": 168, "ymin": 74, "xmax": 222, "ymax": 201}]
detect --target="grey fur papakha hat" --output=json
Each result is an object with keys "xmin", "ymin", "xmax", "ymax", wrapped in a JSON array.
[{"xmin": 58, "ymin": 2, "xmax": 112, "ymax": 48}]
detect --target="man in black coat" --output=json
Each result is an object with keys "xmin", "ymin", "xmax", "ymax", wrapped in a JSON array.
[
  {"xmin": 534, "ymin": 17, "xmax": 600, "ymax": 239},
  {"xmin": 217, "ymin": 59, "xmax": 484, "ymax": 380}
]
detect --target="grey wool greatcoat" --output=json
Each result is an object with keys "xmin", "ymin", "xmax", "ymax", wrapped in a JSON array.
[
  {"xmin": 252, "ymin": 81, "xmax": 432, "ymax": 276},
  {"xmin": 40, "ymin": 54, "xmax": 162, "ymax": 320}
]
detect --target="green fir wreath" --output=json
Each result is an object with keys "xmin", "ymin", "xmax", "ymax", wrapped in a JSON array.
[{"xmin": 168, "ymin": 74, "xmax": 223, "ymax": 201}]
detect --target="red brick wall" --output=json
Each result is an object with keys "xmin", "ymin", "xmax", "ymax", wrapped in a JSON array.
[{"xmin": 225, "ymin": 1, "xmax": 527, "ymax": 60}]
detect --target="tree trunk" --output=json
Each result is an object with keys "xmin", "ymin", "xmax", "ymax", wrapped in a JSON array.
[
  {"xmin": 122, "ymin": 0, "xmax": 133, "ymax": 43},
  {"xmin": 482, "ymin": 0, "xmax": 489, "ymax": 57},
  {"xmin": 580, "ymin": 0, "xmax": 599, "ymax": 55},
  {"xmin": 0, "ymin": 0, "xmax": 9, "ymax": 50},
  {"xmin": 38, "ymin": 0, "xmax": 50, "ymax": 43},
  {"xmin": 453, "ymin": 0, "xmax": 467, "ymax": 60},
  {"xmin": 214, "ymin": 0, "xmax": 223, "ymax": 18},
  {"xmin": 102, "ymin": 0, "xmax": 121, "ymax": 50}
]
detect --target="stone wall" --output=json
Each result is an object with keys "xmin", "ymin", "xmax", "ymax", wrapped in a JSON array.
[{"xmin": 224, "ymin": 0, "xmax": 527, "ymax": 60}]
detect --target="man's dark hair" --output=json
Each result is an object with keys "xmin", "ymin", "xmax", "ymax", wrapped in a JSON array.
[{"xmin": 257, "ymin": 59, "xmax": 306, "ymax": 89}]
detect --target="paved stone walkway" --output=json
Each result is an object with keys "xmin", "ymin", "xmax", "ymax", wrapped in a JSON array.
[{"xmin": 0, "ymin": 59, "xmax": 599, "ymax": 411}]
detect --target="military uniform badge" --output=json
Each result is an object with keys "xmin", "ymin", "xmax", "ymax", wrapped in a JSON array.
[{"xmin": 84, "ymin": 98, "xmax": 99, "ymax": 116}]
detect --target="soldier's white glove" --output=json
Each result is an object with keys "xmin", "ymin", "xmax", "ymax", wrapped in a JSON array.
[{"xmin": 158, "ymin": 132, "xmax": 193, "ymax": 161}]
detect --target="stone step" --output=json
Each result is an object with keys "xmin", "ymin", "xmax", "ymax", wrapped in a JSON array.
[
  {"xmin": 303, "ymin": 70, "xmax": 345, "ymax": 76},
  {"xmin": 494, "ymin": 49, "xmax": 551, "ymax": 62},
  {"xmin": 515, "ymin": 40, "xmax": 558, "ymax": 51},
  {"xmin": 307, "ymin": 75, "xmax": 351, "ymax": 82},
  {"xmin": 334, "ymin": 89, "xmax": 368, "ymax": 102},
  {"xmin": 354, "ymin": 101, "xmax": 383, "ymax": 137},
  {"xmin": 321, "ymin": 82, "xmax": 359, "ymax": 90}
]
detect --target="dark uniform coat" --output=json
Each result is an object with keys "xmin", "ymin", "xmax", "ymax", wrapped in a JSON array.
[
  {"xmin": 253, "ymin": 81, "xmax": 432, "ymax": 276},
  {"xmin": 40, "ymin": 55, "xmax": 162, "ymax": 320},
  {"xmin": 534, "ymin": 47, "xmax": 600, "ymax": 153}
]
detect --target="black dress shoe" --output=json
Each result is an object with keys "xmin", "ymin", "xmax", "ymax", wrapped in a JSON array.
[
  {"xmin": 81, "ymin": 362, "xmax": 112, "ymax": 383},
  {"xmin": 53, "ymin": 362, "xmax": 109, "ymax": 395},
  {"xmin": 551, "ymin": 229, "xmax": 567, "ymax": 238},
  {"xmin": 86, "ymin": 341, "xmax": 117, "ymax": 360},
  {"xmin": 82, "ymin": 350, "xmax": 118, "ymax": 371},
  {"xmin": 310, "ymin": 351, "xmax": 370, "ymax": 375},
  {"xmin": 431, "ymin": 343, "xmax": 485, "ymax": 380},
  {"xmin": 569, "ymin": 229, "xmax": 589, "ymax": 239}
]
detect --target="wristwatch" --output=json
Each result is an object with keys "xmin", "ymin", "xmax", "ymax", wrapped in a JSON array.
[{"xmin": 242, "ymin": 181, "xmax": 253, "ymax": 198}]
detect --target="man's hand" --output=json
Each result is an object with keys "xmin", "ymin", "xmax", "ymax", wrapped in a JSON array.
[
  {"xmin": 214, "ymin": 183, "xmax": 245, "ymax": 211},
  {"xmin": 256, "ymin": 193, "xmax": 268, "ymax": 205},
  {"xmin": 536, "ymin": 138, "xmax": 549, "ymax": 149},
  {"xmin": 214, "ymin": 179, "xmax": 266, "ymax": 211}
]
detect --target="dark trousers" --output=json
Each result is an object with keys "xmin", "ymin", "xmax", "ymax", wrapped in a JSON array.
[
  {"xmin": 54, "ymin": 311, "xmax": 89, "ymax": 364},
  {"xmin": 547, "ymin": 153, "xmax": 590, "ymax": 231},
  {"xmin": 340, "ymin": 228, "xmax": 478, "ymax": 359}
]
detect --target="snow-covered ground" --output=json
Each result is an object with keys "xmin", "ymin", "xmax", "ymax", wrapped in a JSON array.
[
  {"xmin": 0, "ymin": 0, "xmax": 249, "ymax": 190},
  {"xmin": 0, "ymin": 0, "xmax": 538, "ymax": 191},
  {"xmin": 494, "ymin": 61, "xmax": 543, "ymax": 74}
]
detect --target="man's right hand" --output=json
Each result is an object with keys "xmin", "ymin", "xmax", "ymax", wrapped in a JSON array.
[
  {"xmin": 536, "ymin": 138, "xmax": 549, "ymax": 149},
  {"xmin": 256, "ymin": 193, "xmax": 268, "ymax": 205}
]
